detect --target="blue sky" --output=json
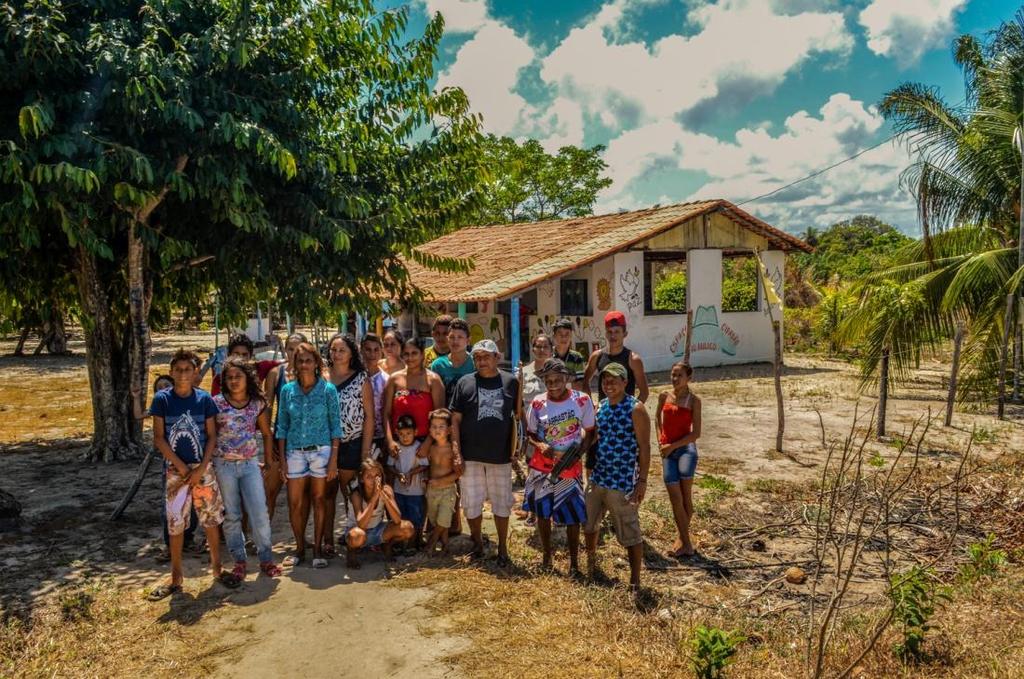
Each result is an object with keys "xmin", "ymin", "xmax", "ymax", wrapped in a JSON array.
[{"xmin": 409, "ymin": 0, "xmax": 1017, "ymax": 235}]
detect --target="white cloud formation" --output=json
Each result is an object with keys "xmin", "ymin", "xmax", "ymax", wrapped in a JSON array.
[
  {"xmin": 858, "ymin": 0, "xmax": 967, "ymax": 66},
  {"xmin": 597, "ymin": 93, "xmax": 918, "ymax": 231},
  {"xmin": 541, "ymin": 0, "xmax": 853, "ymax": 130},
  {"xmin": 419, "ymin": 0, "xmax": 489, "ymax": 33}
]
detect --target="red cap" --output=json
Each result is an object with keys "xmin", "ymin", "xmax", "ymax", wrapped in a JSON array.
[{"xmin": 604, "ymin": 310, "xmax": 627, "ymax": 328}]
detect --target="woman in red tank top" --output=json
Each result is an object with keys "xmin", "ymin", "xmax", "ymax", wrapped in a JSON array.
[
  {"xmin": 656, "ymin": 361, "xmax": 702, "ymax": 558},
  {"xmin": 382, "ymin": 337, "xmax": 446, "ymax": 451}
]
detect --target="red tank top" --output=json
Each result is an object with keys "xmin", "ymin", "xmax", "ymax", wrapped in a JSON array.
[
  {"xmin": 658, "ymin": 393, "xmax": 693, "ymax": 445},
  {"xmin": 392, "ymin": 389, "xmax": 434, "ymax": 438}
]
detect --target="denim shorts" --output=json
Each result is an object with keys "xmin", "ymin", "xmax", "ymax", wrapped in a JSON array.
[
  {"xmin": 663, "ymin": 443, "xmax": 698, "ymax": 484},
  {"xmin": 286, "ymin": 446, "xmax": 331, "ymax": 479},
  {"xmin": 347, "ymin": 522, "xmax": 386, "ymax": 547}
]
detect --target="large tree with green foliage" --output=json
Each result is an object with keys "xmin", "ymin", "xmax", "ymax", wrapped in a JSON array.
[
  {"xmin": 473, "ymin": 134, "xmax": 612, "ymax": 224},
  {"xmin": 0, "ymin": 0, "xmax": 486, "ymax": 460}
]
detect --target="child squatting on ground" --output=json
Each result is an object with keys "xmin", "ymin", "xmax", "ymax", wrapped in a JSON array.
[{"xmin": 421, "ymin": 408, "xmax": 462, "ymax": 556}]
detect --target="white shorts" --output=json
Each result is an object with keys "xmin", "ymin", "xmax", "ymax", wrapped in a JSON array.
[{"xmin": 461, "ymin": 461, "xmax": 514, "ymax": 520}]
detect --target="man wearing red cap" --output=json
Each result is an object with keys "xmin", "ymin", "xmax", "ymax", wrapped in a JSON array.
[{"xmin": 583, "ymin": 311, "xmax": 649, "ymax": 407}]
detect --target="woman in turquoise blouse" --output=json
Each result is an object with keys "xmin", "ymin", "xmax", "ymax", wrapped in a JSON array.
[{"xmin": 275, "ymin": 342, "xmax": 341, "ymax": 568}]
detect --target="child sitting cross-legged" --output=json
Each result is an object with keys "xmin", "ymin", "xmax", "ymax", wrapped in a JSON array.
[
  {"xmin": 344, "ymin": 459, "xmax": 414, "ymax": 568},
  {"xmin": 387, "ymin": 415, "xmax": 429, "ymax": 555}
]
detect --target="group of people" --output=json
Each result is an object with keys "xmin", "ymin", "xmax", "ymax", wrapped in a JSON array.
[{"xmin": 144, "ymin": 310, "xmax": 703, "ymax": 600}]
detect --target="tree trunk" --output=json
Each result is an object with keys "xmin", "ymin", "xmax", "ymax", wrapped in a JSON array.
[
  {"xmin": 878, "ymin": 347, "xmax": 890, "ymax": 438},
  {"xmin": 945, "ymin": 323, "xmax": 964, "ymax": 427},
  {"xmin": 683, "ymin": 309, "xmax": 693, "ymax": 365},
  {"xmin": 1013, "ymin": 325, "xmax": 1021, "ymax": 402},
  {"xmin": 14, "ymin": 326, "xmax": 29, "ymax": 356},
  {"xmin": 45, "ymin": 307, "xmax": 68, "ymax": 354},
  {"xmin": 76, "ymin": 247, "xmax": 143, "ymax": 462},
  {"xmin": 997, "ymin": 293, "xmax": 1014, "ymax": 420},
  {"xmin": 128, "ymin": 222, "xmax": 152, "ymax": 423},
  {"xmin": 772, "ymin": 320, "xmax": 785, "ymax": 452}
]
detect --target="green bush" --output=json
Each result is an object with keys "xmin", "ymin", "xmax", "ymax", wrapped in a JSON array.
[
  {"xmin": 961, "ymin": 534, "xmax": 1006, "ymax": 582},
  {"xmin": 654, "ymin": 270, "xmax": 687, "ymax": 312},
  {"xmin": 690, "ymin": 625, "xmax": 744, "ymax": 679},
  {"xmin": 890, "ymin": 566, "xmax": 949, "ymax": 663}
]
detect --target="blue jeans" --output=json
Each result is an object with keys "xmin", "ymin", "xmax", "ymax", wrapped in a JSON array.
[{"xmin": 214, "ymin": 458, "xmax": 274, "ymax": 563}]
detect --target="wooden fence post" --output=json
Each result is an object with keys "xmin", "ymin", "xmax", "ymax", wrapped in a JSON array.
[
  {"xmin": 945, "ymin": 323, "xmax": 964, "ymax": 427},
  {"xmin": 998, "ymin": 293, "xmax": 1014, "ymax": 420},
  {"xmin": 773, "ymin": 320, "xmax": 784, "ymax": 452},
  {"xmin": 878, "ymin": 346, "xmax": 890, "ymax": 438},
  {"xmin": 684, "ymin": 309, "xmax": 693, "ymax": 365}
]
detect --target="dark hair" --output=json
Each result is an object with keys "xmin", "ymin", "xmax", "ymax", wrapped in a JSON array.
[
  {"xmin": 382, "ymin": 328, "xmax": 405, "ymax": 345},
  {"xmin": 428, "ymin": 408, "xmax": 452, "ymax": 426},
  {"xmin": 360, "ymin": 332, "xmax": 383, "ymax": 348},
  {"xmin": 227, "ymin": 333, "xmax": 255, "ymax": 356},
  {"xmin": 396, "ymin": 414, "xmax": 417, "ymax": 430},
  {"xmin": 532, "ymin": 333, "xmax": 553, "ymax": 350},
  {"xmin": 153, "ymin": 374, "xmax": 173, "ymax": 391},
  {"xmin": 291, "ymin": 342, "xmax": 325, "ymax": 375},
  {"xmin": 170, "ymin": 348, "xmax": 200, "ymax": 369},
  {"xmin": 448, "ymin": 318, "xmax": 470, "ymax": 337},
  {"xmin": 221, "ymin": 356, "xmax": 266, "ymax": 404},
  {"xmin": 403, "ymin": 336, "xmax": 428, "ymax": 353},
  {"xmin": 432, "ymin": 314, "xmax": 453, "ymax": 330},
  {"xmin": 552, "ymin": 318, "xmax": 574, "ymax": 332},
  {"xmin": 326, "ymin": 333, "xmax": 363, "ymax": 372},
  {"xmin": 672, "ymin": 360, "xmax": 694, "ymax": 377}
]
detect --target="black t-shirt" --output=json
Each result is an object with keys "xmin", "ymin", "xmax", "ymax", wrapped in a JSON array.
[{"xmin": 449, "ymin": 370, "xmax": 519, "ymax": 464}]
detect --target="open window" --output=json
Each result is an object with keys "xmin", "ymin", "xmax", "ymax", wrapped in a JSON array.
[
  {"xmin": 721, "ymin": 253, "xmax": 759, "ymax": 312},
  {"xmin": 644, "ymin": 253, "xmax": 687, "ymax": 315},
  {"xmin": 560, "ymin": 279, "xmax": 590, "ymax": 316}
]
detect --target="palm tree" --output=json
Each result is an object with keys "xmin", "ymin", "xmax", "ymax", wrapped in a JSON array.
[{"xmin": 845, "ymin": 11, "xmax": 1024, "ymax": 409}]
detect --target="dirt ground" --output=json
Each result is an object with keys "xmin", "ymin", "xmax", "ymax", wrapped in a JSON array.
[{"xmin": 1, "ymin": 329, "xmax": 1023, "ymax": 678}]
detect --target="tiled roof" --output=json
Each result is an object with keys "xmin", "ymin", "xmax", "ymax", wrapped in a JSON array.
[{"xmin": 404, "ymin": 199, "xmax": 812, "ymax": 302}]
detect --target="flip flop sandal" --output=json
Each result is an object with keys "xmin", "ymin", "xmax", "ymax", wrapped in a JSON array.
[
  {"xmin": 311, "ymin": 557, "xmax": 329, "ymax": 569},
  {"xmin": 283, "ymin": 555, "xmax": 302, "ymax": 567},
  {"xmin": 146, "ymin": 583, "xmax": 182, "ymax": 601},
  {"xmin": 217, "ymin": 571, "xmax": 242, "ymax": 589},
  {"xmin": 260, "ymin": 561, "xmax": 283, "ymax": 577}
]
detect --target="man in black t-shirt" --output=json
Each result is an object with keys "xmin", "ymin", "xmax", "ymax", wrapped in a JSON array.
[{"xmin": 450, "ymin": 339, "xmax": 520, "ymax": 566}]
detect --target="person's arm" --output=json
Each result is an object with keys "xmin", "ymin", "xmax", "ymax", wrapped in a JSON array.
[
  {"xmin": 325, "ymin": 385, "xmax": 341, "ymax": 482},
  {"xmin": 450, "ymin": 411, "xmax": 463, "ymax": 462},
  {"xmin": 630, "ymin": 402, "xmax": 651, "ymax": 506},
  {"xmin": 382, "ymin": 375, "xmax": 399, "ymax": 455},
  {"xmin": 153, "ymin": 416, "xmax": 190, "ymax": 477},
  {"xmin": 264, "ymin": 367, "xmax": 279, "ymax": 414},
  {"xmin": 655, "ymin": 392, "xmax": 667, "ymax": 441},
  {"xmin": 429, "ymin": 371, "xmax": 445, "ymax": 413},
  {"xmin": 257, "ymin": 406, "xmax": 276, "ymax": 472},
  {"xmin": 631, "ymin": 352, "xmax": 649, "ymax": 403},
  {"xmin": 130, "ymin": 386, "xmax": 149, "ymax": 420},
  {"xmin": 582, "ymin": 350, "xmax": 600, "ymax": 400},
  {"xmin": 355, "ymin": 482, "xmax": 382, "ymax": 529},
  {"xmin": 191, "ymin": 415, "xmax": 218, "ymax": 487},
  {"xmin": 275, "ymin": 387, "xmax": 291, "ymax": 480},
  {"xmin": 381, "ymin": 485, "xmax": 402, "ymax": 523},
  {"xmin": 360, "ymin": 380, "xmax": 375, "ymax": 460}
]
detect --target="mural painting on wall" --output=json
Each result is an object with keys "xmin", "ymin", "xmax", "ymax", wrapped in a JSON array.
[
  {"xmin": 534, "ymin": 315, "xmax": 604, "ymax": 354},
  {"xmin": 596, "ymin": 277, "xmax": 612, "ymax": 311},
  {"xmin": 470, "ymin": 317, "xmax": 504, "ymax": 345},
  {"xmin": 538, "ymin": 280, "xmax": 555, "ymax": 299},
  {"xmin": 762, "ymin": 264, "xmax": 783, "ymax": 316},
  {"xmin": 669, "ymin": 305, "xmax": 740, "ymax": 357},
  {"xmin": 618, "ymin": 266, "xmax": 641, "ymax": 315}
]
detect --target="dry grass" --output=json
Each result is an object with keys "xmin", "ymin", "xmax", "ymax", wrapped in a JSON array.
[{"xmin": 0, "ymin": 578, "xmax": 217, "ymax": 679}]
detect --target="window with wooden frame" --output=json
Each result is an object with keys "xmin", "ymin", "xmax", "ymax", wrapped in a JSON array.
[
  {"xmin": 644, "ymin": 252, "xmax": 687, "ymax": 315},
  {"xmin": 560, "ymin": 279, "xmax": 590, "ymax": 316}
]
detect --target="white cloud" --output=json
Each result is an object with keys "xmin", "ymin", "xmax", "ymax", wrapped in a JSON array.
[
  {"xmin": 419, "ymin": 0, "xmax": 490, "ymax": 33},
  {"xmin": 541, "ymin": 0, "xmax": 853, "ymax": 130},
  {"xmin": 597, "ymin": 93, "xmax": 918, "ymax": 231},
  {"xmin": 436, "ymin": 22, "xmax": 536, "ymax": 135},
  {"xmin": 858, "ymin": 0, "xmax": 967, "ymax": 66}
]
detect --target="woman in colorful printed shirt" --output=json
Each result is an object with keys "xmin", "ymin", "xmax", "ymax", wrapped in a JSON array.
[
  {"xmin": 263, "ymin": 332, "xmax": 307, "ymax": 520},
  {"xmin": 655, "ymin": 361, "xmax": 701, "ymax": 558},
  {"xmin": 323, "ymin": 333, "xmax": 375, "ymax": 558},
  {"xmin": 524, "ymin": 358, "xmax": 595, "ymax": 576},
  {"xmin": 275, "ymin": 342, "xmax": 341, "ymax": 569},
  {"xmin": 213, "ymin": 357, "xmax": 282, "ymax": 580}
]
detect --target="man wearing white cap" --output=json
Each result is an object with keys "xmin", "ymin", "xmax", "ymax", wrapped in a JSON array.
[{"xmin": 449, "ymin": 339, "xmax": 520, "ymax": 566}]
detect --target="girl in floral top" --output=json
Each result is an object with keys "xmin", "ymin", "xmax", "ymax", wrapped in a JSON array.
[{"xmin": 213, "ymin": 357, "xmax": 281, "ymax": 579}]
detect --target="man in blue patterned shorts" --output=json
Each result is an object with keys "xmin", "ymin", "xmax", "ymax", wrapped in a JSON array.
[{"xmin": 584, "ymin": 362, "xmax": 651, "ymax": 590}]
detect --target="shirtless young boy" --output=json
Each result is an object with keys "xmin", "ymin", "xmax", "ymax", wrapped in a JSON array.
[{"xmin": 420, "ymin": 409, "xmax": 462, "ymax": 555}]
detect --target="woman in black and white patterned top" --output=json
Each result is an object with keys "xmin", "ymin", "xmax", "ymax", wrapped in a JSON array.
[{"xmin": 322, "ymin": 333, "xmax": 374, "ymax": 558}]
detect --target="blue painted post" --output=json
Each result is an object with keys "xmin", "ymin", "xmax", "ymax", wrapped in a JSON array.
[
  {"xmin": 458, "ymin": 302, "xmax": 467, "ymax": 320},
  {"xmin": 510, "ymin": 296, "xmax": 521, "ymax": 368}
]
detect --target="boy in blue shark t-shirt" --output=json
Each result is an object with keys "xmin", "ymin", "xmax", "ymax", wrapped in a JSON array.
[{"xmin": 147, "ymin": 349, "xmax": 238, "ymax": 601}]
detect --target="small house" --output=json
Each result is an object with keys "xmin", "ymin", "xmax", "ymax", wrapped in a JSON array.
[{"xmin": 400, "ymin": 200, "xmax": 813, "ymax": 371}]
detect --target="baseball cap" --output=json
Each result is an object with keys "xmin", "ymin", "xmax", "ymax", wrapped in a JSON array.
[
  {"xmin": 471, "ymin": 338, "xmax": 499, "ymax": 354},
  {"xmin": 604, "ymin": 310, "xmax": 627, "ymax": 328},
  {"xmin": 599, "ymin": 362, "xmax": 628, "ymax": 380},
  {"xmin": 536, "ymin": 358, "xmax": 572, "ymax": 377}
]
